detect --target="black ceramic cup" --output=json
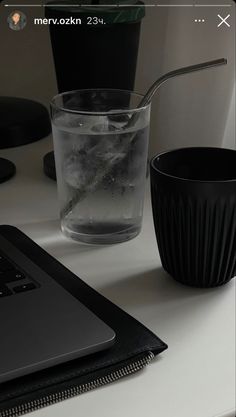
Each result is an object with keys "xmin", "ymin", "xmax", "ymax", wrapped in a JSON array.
[{"xmin": 150, "ymin": 147, "xmax": 236, "ymax": 288}]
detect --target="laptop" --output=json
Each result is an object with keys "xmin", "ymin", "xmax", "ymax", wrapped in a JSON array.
[{"xmin": 0, "ymin": 230, "xmax": 116, "ymax": 384}]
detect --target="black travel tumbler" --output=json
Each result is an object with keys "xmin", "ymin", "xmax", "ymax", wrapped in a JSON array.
[{"xmin": 46, "ymin": 2, "xmax": 145, "ymax": 92}]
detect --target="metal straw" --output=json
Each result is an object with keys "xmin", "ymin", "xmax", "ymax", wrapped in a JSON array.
[
  {"xmin": 61, "ymin": 58, "xmax": 227, "ymax": 219},
  {"xmin": 139, "ymin": 58, "xmax": 227, "ymax": 108}
]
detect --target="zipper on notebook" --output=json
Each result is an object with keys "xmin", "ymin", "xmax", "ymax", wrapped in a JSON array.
[{"xmin": 1, "ymin": 352, "xmax": 154, "ymax": 417}]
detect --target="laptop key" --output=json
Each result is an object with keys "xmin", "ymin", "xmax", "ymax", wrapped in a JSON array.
[
  {"xmin": 0, "ymin": 270, "xmax": 26, "ymax": 284},
  {"xmin": 0, "ymin": 286, "xmax": 12, "ymax": 298},
  {"xmin": 13, "ymin": 282, "xmax": 36, "ymax": 293}
]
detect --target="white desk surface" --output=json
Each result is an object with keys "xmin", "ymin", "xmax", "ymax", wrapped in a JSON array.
[{"xmin": 0, "ymin": 137, "xmax": 235, "ymax": 417}]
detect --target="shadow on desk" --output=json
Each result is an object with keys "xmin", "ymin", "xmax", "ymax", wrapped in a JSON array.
[
  {"xmin": 20, "ymin": 220, "xmax": 234, "ymax": 339},
  {"xmin": 97, "ymin": 267, "xmax": 231, "ymax": 306},
  {"xmin": 96, "ymin": 267, "xmax": 234, "ymax": 343},
  {"xmin": 21, "ymin": 219, "xmax": 107, "ymax": 257}
]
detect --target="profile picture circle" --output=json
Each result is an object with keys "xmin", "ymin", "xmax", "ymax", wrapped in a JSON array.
[{"xmin": 7, "ymin": 11, "xmax": 27, "ymax": 31}]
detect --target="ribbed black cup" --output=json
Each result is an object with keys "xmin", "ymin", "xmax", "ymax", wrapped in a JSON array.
[{"xmin": 150, "ymin": 147, "xmax": 236, "ymax": 287}]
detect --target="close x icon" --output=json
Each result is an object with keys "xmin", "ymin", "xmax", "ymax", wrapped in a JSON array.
[{"xmin": 217, "ymin": 14, "xmax": 231, "ymax": 27}]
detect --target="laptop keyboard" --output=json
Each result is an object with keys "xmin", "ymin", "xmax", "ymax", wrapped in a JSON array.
[{"xmin": 0, "ymin": 252, "xmax": 38, "ymax": 298}]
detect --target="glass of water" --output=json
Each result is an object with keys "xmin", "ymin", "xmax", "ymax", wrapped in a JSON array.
[{"xmin": 50, "ymin": 89, "xmax": 151, "ymax": 244}]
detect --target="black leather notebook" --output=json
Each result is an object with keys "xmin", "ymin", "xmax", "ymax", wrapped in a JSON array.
[{"xmin": 0, "ymin": 226, "xmax": 167, "ymax": 417}]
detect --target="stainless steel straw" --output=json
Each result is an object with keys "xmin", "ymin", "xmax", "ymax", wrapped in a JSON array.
[{"xmin": 61, "ymin": 58, "xmax": 227, "ymax": 218}]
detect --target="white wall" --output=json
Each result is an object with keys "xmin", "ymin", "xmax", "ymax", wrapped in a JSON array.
[
  {"xmin": 0, "ymin": 2, "xmax": 57, "ymax": 105},
  {"xmin": 223, "ymin": 83, "xmax": 235, "ymax": 148},
  {"xmin": 135, "ymin": 3, "xmax": 235, "ymax": 155}
]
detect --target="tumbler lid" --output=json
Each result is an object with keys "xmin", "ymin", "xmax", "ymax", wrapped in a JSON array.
[
  {"xmin": 0, "ymin": 158, "xmax": 16, "ymax": 183},
  {"xmin": 43, "ymin": 151, "xmax": 56, "ymax": 181},
  {"xmin": 0, "ymin": 97, "xmax": 51, "ymax": 149}
]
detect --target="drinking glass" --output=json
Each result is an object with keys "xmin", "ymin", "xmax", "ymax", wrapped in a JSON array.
[{"xmin": 51, "ymin": 89, "xmax": 151, "ymax": 244}]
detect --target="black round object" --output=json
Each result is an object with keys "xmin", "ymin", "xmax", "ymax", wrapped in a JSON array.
[
  {"xmin": 150, "ymin": 147, "xmax": 236, "ymax": 288},
  {"xmin": 0, "ymin": 158, "xmax": 16, "ymax": 183},
  {"xmin": 43, "ymin": 151, "xmax": 56, "ymax": 181},
  {"xmin": 0, "ymin": 97, "xmax": 51, "ymax": 149}
]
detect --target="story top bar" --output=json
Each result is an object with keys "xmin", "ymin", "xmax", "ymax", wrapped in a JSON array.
[{"xmin": 4, "ymin": 3, "xmax": 233, "ymax": 6}]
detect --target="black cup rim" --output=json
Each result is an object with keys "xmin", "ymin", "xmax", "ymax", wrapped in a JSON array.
[{"xmin": 150, "ymin": 147, "xmax": 236, "ymax": 184}]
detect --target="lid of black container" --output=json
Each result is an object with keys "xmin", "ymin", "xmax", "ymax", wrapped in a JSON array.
[
  {"xmin": 0, "ymin": 97, "xmax": 51, "ymax": 149},
  {"xmin": 0, "ymin": 158, "xmax": 16, "ymax": 183},
  {"xmin": 43, "ymin": 151, "xmax": 57, "ymax": 181}
]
